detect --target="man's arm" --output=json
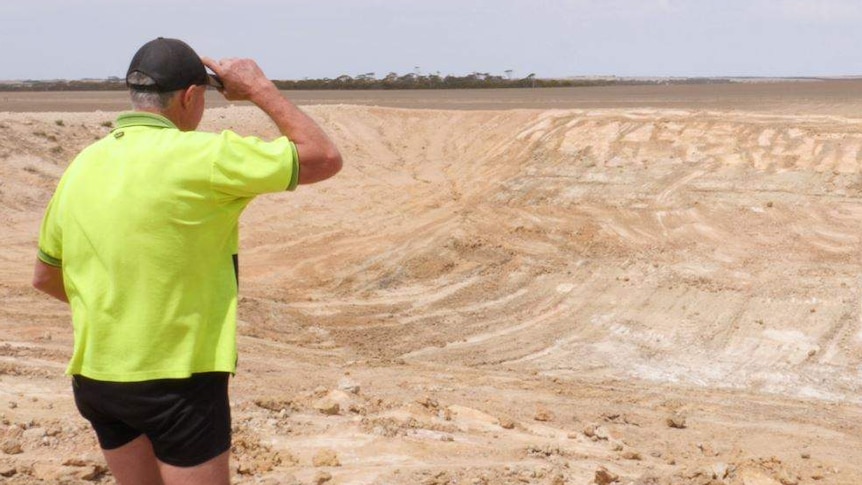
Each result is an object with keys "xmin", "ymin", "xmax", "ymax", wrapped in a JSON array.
[
  {"xmin": 32, "ymin": 259, "xmax": 68, "ymax": 303},
  {"xmin": 202, "ymin": 57, "xmax": 343, "ymax": 185}
]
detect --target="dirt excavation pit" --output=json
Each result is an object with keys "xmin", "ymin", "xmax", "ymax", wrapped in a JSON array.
[{"xmin": 1, "ymin": 96, "xmax": 861, "ymax": 484}]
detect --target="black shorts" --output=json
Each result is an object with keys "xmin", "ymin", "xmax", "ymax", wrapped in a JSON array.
[{"xmin": 72, "ymin": 372, "xmax": 231, "ymax": 467}]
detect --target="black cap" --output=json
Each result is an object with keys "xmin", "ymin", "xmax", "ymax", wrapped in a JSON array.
[{"xmin": 126, "ymin": 37, "xmax": 210, "ymax": 92}]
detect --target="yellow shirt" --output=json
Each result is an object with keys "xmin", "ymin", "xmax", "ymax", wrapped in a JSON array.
[{"xmin": 38, "ymin": 112, "xmax": 299, "ymax": 381}]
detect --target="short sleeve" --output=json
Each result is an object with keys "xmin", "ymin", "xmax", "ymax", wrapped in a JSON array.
[
  {"xmin": 211, "ymin": 131, "xmax": 299, "ymax": 197},
  {"xmin": 37, "ymin": 189, "xmax": 63, "ymax": 267}
]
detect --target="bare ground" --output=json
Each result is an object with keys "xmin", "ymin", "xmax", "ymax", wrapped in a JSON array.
[{"xmin": 1, "ymin": 91, "xmax": 862, "ymax": 484}]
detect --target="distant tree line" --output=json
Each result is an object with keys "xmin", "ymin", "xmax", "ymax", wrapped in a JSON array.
[
  {"xmin": 0, "ymin": 72, "xmax": 740, "ymax": 92},
  {"xmin": 273, "ymin": 72, "xmax": 549, "ymax": 90}
]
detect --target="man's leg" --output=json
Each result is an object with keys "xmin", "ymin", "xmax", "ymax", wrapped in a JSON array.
[
  {"xmin": 101, "ymin": 434, "xmax": 164, "ymax": 485},
  {"xmin": 158, "ymin": 450, "xmax": 230, "ymax": 485}
]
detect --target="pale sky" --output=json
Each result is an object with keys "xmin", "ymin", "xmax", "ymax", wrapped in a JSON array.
[{"xmin": 2, "ymin": 0, "xmax": 862, "ymax": 81}]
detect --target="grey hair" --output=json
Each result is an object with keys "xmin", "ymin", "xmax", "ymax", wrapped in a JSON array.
[{"xmin": 127, "ymin": 72, "xmax": 181, "ymax": 110}]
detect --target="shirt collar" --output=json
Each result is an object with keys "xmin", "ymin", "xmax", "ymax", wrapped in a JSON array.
[{"xmin": 115, "ymin": 112, "xmax": 178, "ymax": 130}]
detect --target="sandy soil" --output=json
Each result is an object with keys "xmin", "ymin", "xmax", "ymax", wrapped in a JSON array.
[{"xmin": 2, "ymin": 89, "xmax": 862, "ymax": 484}]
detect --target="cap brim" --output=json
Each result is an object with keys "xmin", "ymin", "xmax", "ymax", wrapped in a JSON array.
[{"xmin": 207, "ymin": 73, "xmax": 223, "ymax": 90}]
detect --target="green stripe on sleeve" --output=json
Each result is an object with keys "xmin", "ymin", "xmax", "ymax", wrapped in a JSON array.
[
  {"xmin": 37, "ymin": 248, "xmax": 62, "ymax": 267},
  {"xmin": 287, "ymin": 141, "xmax": 300, "ymax": 191}
]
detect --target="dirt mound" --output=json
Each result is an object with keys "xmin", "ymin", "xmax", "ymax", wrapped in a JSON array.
[{"xmin": 1, "ymin": 104, "xmax": 860, "ymax": 483}]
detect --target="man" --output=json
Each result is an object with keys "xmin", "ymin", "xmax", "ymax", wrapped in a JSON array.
[{"xmin": 31, "ymin": 38, "xmax": 342, "ymax": 484}]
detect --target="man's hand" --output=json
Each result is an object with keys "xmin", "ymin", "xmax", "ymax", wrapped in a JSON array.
[
  {"xmin": 201, "ymin": 57, "xmax": 278, "ymax": 103},
  {"xmin": 200, "ymin": 56, "xmax": 342, "ymax": 185}
]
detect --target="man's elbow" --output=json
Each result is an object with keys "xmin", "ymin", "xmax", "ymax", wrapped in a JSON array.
[
  {"xmin": 32, "ymin": 273, "xmax": 58, "ymax": 300},
  {"xmin": 325, "ymin": 149, "xmax": 344, "ymax": 178},
  {"xmin": 32, "ymin": 271, "xmax": 50, "ymax": 294},
  {"xmin": 299, "ymin": 148, "xmax": 343, "ymax": 185},
  {"xmin": 32, "ymin": 260, "xmax": 68, "ymax": 302}
]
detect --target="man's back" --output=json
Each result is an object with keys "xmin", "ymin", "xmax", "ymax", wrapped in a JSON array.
[{"xmin": 41, "ymin": 112, "xmax": 298, "ymax": 381}]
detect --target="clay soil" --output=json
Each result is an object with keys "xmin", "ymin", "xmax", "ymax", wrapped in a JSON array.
[{"xmin": 2, "ymin": 85, "xmax": 862, "ymax": 484}]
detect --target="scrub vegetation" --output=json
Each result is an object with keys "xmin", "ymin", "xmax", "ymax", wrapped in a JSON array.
[{"xmin": 0, "ymin": 72, "xmax": 742, "ymax": 91}]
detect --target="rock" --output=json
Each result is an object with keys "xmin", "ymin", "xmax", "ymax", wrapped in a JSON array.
[
  {"xmin": 22, "ymin": 427, "xmax": 45, "ymax": 441},
  {"xmin": 313, "ymin": 471, "xmax": 333, "ymax": 484},
  {"xmin": 698, "ymin": 442, "xmax": 719, "ymax": 457},
  {"xmin": 312, "ymin": 448, "xmax": 341, "ymax": 467},
  {"xmin": 527, "ymin": 443, "xmax": 564, "ymax": 458},
  {"xmin": 622, "ymin": 450, "xmax": 642, "ymax": 461},
  {"xmin": 594, "ymin": 425, "xmax": 611, "ymax": 440},
  {"xmin": 1, "ymin": 439, "xmax": 23, "ymax": 455},
  {"xmin": 76, "ymin": 465, "xmax": 106, "ymax": 481},
  {"xmin": 338, "ymin": 377, "xmax": 360, "ymax": 394},
  {"xmin": 710, "ymin": 462, "xmax": 730, "ymax": 480},
  {"xmin": 416, "ymin": 396, "xmax": 439, "ymax": 409},
  {"xmin": 254, "ymin": 398, "xmax": 295, "ymax": 413},
  {"xmin": 235, "ymin": 462, "xmax": 253, "ymax": 475},
  {"xmin": 739, "ymin": 468, "xmax": 782, "ymax": 485},
  {"xmin": 30, "ymin": 464, "xmax": 61, "ymax": 481},
  {"xmin": 534, "ymin": 407, "xmax": 554, "ymax": 422},
  {"xmin": 31, "ymin": 463, "xmax": 89, "ymax": 482},
  {"xmin": 666, "ymin": 414, "xmax": 687, "ymax": 429},
  {"xmin": 418, "ymin": 470, "xmax": 453, "ymax": 484},
  {"xmin": 499, "ymin": 417, "xmax": 515, "ymax": 429},
  {"xmin": 595, "ymin": 466, "xmax": 619, "ymax": 484},
  {"xmin": 313, "ymin": 398, "xmax": 340, "ymax": 416},
  {"xmin": 0, "ymin": 465, "xmax": 16, "ymax": 477},
  {"xmin": 61, "ymin": 452, "xmax": 102, "ymax": 466},
  {"xmin": 777, "ymin": 470, "xmax": 799, "ymax": 485},
  {"xmin": 583, "ymin": 423, "xmax": 611, "ymax": 440}
]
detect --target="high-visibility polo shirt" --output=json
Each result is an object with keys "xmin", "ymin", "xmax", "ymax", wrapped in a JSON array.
[{"xmin": 37, "ymin": 111, "xmax": 299, "ymax": 382}]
